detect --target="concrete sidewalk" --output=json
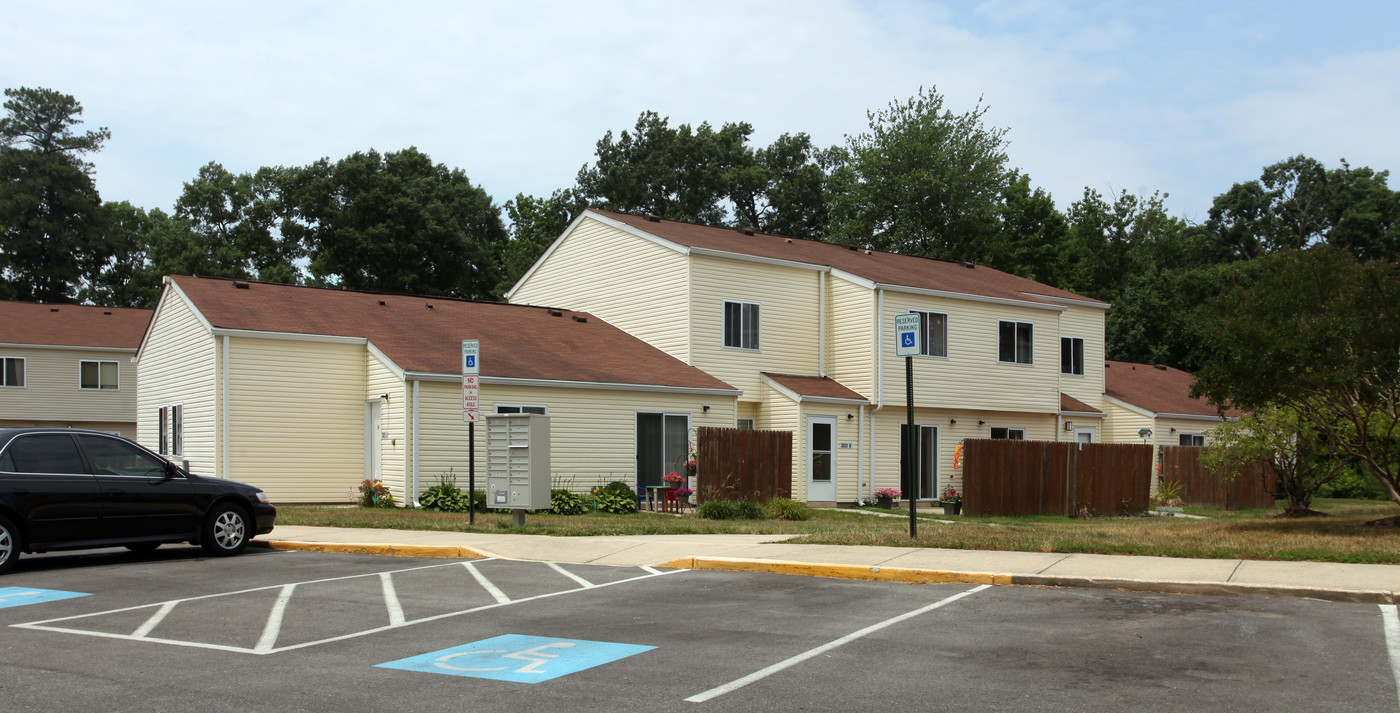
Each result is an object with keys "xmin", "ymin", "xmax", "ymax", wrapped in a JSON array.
[{"xmin": 258, "ymin": 525, "xmax": 1400, "ymax": 604}]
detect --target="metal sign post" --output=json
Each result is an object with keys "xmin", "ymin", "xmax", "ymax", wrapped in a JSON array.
[
  {"xmin": 462, "ymin": 340, "xmax": 480, "ymax": 525},
  {"xmin": 894, "ymin": 315, "xmax": 921, "ymax": 538}
]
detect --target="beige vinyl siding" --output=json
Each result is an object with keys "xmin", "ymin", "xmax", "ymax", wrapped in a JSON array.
[
  {"xmin": 756, "ymin": 381, "xmax": 801, "ymax": 497},
  {"xmin": 226, "ymin": 337, "xmax": 366, "ymax": 502},
  {"xmin": 868, "ymin": 407, "xmax": 1057, "ymax": 501},
  {"xmin": 690, "ymin": 254, "xmax": 820, "ymax": 399},
  {"xmin": 736, "ymin": 401, "xmax": 758, "ymax": 427},
  {"xmin": 0, "ymin": 419, "xmax": 135, "ymax": 438},
  {"xmin": 409, "ymin": 382, "xmax": 737, "ymax": 500},
  {"xmin": 1154, "ymin": 416, "xmax": 1225, "ymax": 450},
  {"xmin": 826, "ymin": 276, "xmax": 875, "ymax": 398},
  {"xmin": 1056, "ymin": 304, "xmax": 1107, "ymax": 411},
  {"xmin": 367, "ymin": 352, "xmax": 406, "ymax": 500},
  {"xmin": 509, "ymin": 217, "xmax": 691, "ymax": 362},
  {"xmin": 880, "ymin": 292, "xmax": 1060, "ymax": 415},
  {"xmin": 137, "ymin": 292, "xmax": 217, "ymax": 471},
  {"xmin": 1102, "ymin": 402, "xmax": 1153, "ymax": 445},
  {"xmin": 0, "ymin": 345, "xmax": 137, "ymax": 428}
]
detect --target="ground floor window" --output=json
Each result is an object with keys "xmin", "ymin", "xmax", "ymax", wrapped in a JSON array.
[
  {"xmin": 990, "ymin": 427, "xmax": 1025, "ymax": 440},
  {"xmin": 736, "ymin": 418, "xmax": 754, "ymax": 430},
  {"xmin": 1179, "ymin": 433, "xmax": 1205, "ymax": 447},
  {"xmin": 495, "ymin": 404, "xmax": 546, "ymax": 415}
]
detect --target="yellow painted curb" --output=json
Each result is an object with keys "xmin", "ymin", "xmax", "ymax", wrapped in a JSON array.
[
  {"xmin": 262, "ymin": 540, "xmax": 491, "ymax": 560},
  {"xmin": 656, "ymin": 556, "xmax": 1014, "ymax": 586}
]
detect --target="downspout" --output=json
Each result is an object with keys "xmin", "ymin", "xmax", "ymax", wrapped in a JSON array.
[
  {"xmin": 411, "ymin": 380, "xmax": 421, "ymax": 507},
  {"xmin": 868, "ymin": 288, "xmax": 886, "ymax": 503},
  {"xmin": 858, "ymin": 403, "xmax": 867, "ymax": 505},
  {"xmin": 221, "ymin": 335, "xmax": 230, "ymax": 479}
]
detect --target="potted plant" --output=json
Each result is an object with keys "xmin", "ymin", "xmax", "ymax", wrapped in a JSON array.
[
  {"xmin": 684, "ymin": 457, "xmax": 697, "ymax": 478},
  {"xmin": 663, "ymin": 471, "xmax": 684, "ymax": 488},
  {"xmin": 674, "ymin": 487, "xmax": 693, "ymax": 507},
  {"xmin": 873, "ymin": 487, "xmax": 901, "ymax": 509},
  {"xmin": 941, "ymin": 486, "xmax": 962, "ymax": 515}
]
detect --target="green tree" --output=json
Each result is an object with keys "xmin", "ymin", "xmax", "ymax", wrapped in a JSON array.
[
  {"xmin": 826, "ymin": 86, "xmax": 1010, "ymax": 259},
  {"xmin": 0, "ymin": 86, "xmax": 110, "ymax": 303},
  {"xmin": 171, "ymin": 162, "xmax": 302, "ymax": 283},
  {"xmin": 298, "ymin": 147, "xmax": 506, "ymax": 299},
  {"xmin": 982, "ymin": 172, "xmax": 1066, "ymax": 283},
  {"xmin": 499, "ymin": 189, "xmax": 584, "ymax": 297},
  {"xmin": 1198, "ymin": 405, "xmax": 1351, "ymax": 516},
  {"xmin": 80, "ymin": 201, "xmax": 170, "ymax": 309},
  {"xmin": 1191, "ymin": 247, "xmax": 1400, "ymax": 510}
]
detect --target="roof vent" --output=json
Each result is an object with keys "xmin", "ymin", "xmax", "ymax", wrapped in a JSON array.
[
  {"xmin": 103, "ymin": 310, "xmax": 112, "ymax": 315},
  {"xmin": 1154, "ymin": 364, "xmax": 1167, "ymax": 370},
  {"xmin": 547, "ymin": 309, "xmax": 563, "ymax": 317},
  {"xmin": 571, "ymin": 315, "xmax": 588, "ymax": 323},
  {"xmin": 785, "ymin": 238, "xmax": 792, "ymax": 244},
  {"xmin": 50, "ymin": 307, "xmax": 59, "ymax": 312},
  {"xmin": 865, "ymin": 250, "xmax": 872, "ymax": 255},
  {"xmin": 960, "ymin": 261, "xmax": 975, "ymax": 269},
  {"xmin": 739, "ymin": 228, "xmax": 754, "ymax": 236},
  {"xmin": 233, "ymin": 280, "xmax": 250, "ymax": 289},
  {"xmin": 378, "ymin": 300, "xmax": 386, "ymax": 306},
  {"xmin": 643, "ymin": 213, "xmax": 661, "ymax": 222},
  {"xmin": 846, "ymin": 244, "xmax": 857, "ymax": 251},
  {"xmin": 426, "ymin": 303, "xmax": 434, "ymax": 309}
]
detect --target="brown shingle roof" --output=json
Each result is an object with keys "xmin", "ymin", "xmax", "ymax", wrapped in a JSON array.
[
  {"xmin": 0, "ymin": 301, "xmax": 152, "ymax": 349},
  {"xmin": 589, "ymin": 210, "xmax": 1103, "ymax": 307},
  {"xmin": 1060, "ymin": 393, "xmax": 1102, "ymax": 414},
  {"xmin": 168, "ymin": 276, "xmax": 737, "ymax": 391},
  {"xmin": 1104, "ymin": 360, "xmax": 1221, "ymax": 418},
  {"xmin": 761, "ymin": 373, "xmax": 868, "ymax": 402}
]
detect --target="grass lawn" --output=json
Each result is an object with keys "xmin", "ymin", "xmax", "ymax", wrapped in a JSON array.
[{"xmin": 276, "ymin": 498, "xmax": 1400, "ymax": 564}]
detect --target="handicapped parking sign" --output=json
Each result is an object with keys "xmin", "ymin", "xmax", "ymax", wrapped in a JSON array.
[
  {"xmin": 894, "ymin": 314, "xmax": 921, "ymax": 356},
  {"xmin": 377, "ymin": 634, "xmax": 655, "ymax": 683}
]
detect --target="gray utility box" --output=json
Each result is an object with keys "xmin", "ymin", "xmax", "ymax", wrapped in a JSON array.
[{"xmin": 485, "ymin": 413, "xmax": 551, "ymax": 510}]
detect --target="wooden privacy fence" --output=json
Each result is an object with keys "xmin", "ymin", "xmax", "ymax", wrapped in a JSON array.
[
  {"xmin": 1158, "ymin": 445, "xmax": 1274, "ymax": 509},
  {"xmin": 962, "ymin": 440, "xmax": 1152, "ymax": 517},
  {"xmin": 695, "ymin": 426, "xmax": 792, "ymax": 502}
]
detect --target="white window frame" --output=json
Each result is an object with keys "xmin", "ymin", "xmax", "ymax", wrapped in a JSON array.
[
  {"xmin": 169, "ymin": 403, "xmax": 184, "ymax": 456},
  {"xmin": 1060, "ymin": 337, "xmax": 1085, "ymax": 376},
  {"xmin": 909, "ymin": 309, "xmax": 948, "ymax": 358},
  {"xmin": 736, "ymin": 418, "xmax": 755, "ymax": 430},
  {"xmin": 79, "ymin": 360, "xmax": 121, "ymax": 390},
  {"xmin": 998, "ymin": 320, "xmax": 1034, "ymax": 365},
  {"xmin": 495, "ymin": 403, "xmax": 547, "ymax": 415},
  {"xmin": 1179, "ymin": 432, "xmax": 1206, "ymax": 447},
  {"xmin": 990, "ymin": 426, "xmax": 1026, "ymax": 440},
  {"xmin": 0, "ymin": 356, "xmax": 24, "ymax": 387},
  {"xmin": 158, "ymin": 406, "xmax": 169, "ymax": 454},
  {"xmin": 723, "ymin": 300, "xmax": 761, "ymax": 351}
]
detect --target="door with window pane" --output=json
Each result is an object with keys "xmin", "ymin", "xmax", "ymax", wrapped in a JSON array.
[
  {"xmin": 899, "ymin": 424, "xmax": 939, "ymax": 500},
  {"xmin": 807, "ymin": 416, "xmax": 837, "ymax": 501},
  {"xmin": 637, "ymin": 413, "xmax": 689, "ymax": 490}
]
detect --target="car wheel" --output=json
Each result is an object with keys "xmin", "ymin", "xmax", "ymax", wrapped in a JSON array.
[
  {"xmin": 125, "ymin": 542, "xmax": 161, "ymax": 553},
  {"xmin": 201, "ymin": 503, "xmax": 250, "ymax": 557},
  {"xmin": 0, "ymin": 514, "xmax": 20, "ymax": 575}
]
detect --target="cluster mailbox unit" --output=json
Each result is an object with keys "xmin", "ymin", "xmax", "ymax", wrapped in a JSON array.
[{"xmin": 485, "ymin": 413, "xmax": 551, "ymax": 524}]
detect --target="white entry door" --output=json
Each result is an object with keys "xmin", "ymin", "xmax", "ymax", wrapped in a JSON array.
[
  {"xmin": 365, "ymin": 400, "xmax": 383, "ymax": 481},
  {"xmin": 806, "ymin": 416, "xmax": 837, "ymax": 501}
]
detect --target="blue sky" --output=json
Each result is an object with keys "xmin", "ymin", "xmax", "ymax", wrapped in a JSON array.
[{"xmin": 3, "ymin": 0, "xmax": 1397, "ymax": 225}]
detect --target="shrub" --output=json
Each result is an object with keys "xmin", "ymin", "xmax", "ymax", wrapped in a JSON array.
[
  {"xmin": 596, "ymin": 487, "xmax": 638, "ymax": 514},
  {"xmin": 697, "ymin": 498, "xmax": 764, "ymax": 520},
  {"xmin": 358, "ymin": 479, "xmax": 394, "ymax": 508},
  {"xmin": 420, "ymin": 473, "xmax": 472, "ymax": 512},
  {"xmin": 550, "ymin": 489, "xmax": 591, "ymax": 515},
  {"xmin": 599, "ymin": 480, "xmax": 636, "ymax": 498},
  {"xmin": 1320, "ymin": 469, "xmax": 1389, "ymax": 500},
  {"xmin": 763, "ymin": 497, "xmax": 812, "ymax": 521}
]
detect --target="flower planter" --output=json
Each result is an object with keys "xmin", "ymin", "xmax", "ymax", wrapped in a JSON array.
[
  {"xmin": 874, "ymin": 496, "xmax": 894, "ymax": 509},
  {"xmin": 942, "ymin": 500, "xmax": 962, "ymax": 515}
]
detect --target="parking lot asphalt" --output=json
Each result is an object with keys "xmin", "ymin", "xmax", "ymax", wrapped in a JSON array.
[
  {"xmin": 2, "ymin": 547, "xmax": 1399, "ymax": 713},
  {"xmin": 260, "ymin": 524, "xmax": 1400, "ymax": 603}
]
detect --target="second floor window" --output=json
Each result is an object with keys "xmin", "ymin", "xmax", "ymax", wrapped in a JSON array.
[
  {"xmin": 80, "ymin": 360, "xmax": 120, "ymax": 390},
  {"xmin": 910, "ymin": 310, "xmax": 948, "ymax": 357},
  {"xmin": 0, "ymin": 357, "xmax": 23, "ymax": 387},
  {"xmin": 998, "ymin": 321, "xmax": 1033, "ymax": 364},
  {"xmin": 724, "ymin": 300, "xmax": 760, "ymax": 350},
  {"xmin": 1060, "ymin": 337, "xmax": 1084, "ymax": 376}
]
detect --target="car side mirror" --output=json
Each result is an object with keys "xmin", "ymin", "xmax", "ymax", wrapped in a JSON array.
[{"xmin": 164, "ymin": 461, "xmax": 180, "ymax": 480}]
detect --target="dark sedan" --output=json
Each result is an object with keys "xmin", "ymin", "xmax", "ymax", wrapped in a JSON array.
[{"xmin": 0, "ymin": 428, "xmax": 275, "ymax": 574}]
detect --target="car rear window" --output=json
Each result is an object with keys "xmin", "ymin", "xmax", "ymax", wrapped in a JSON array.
[{"xmin": 0, "ymin": 434, "xmax": 87, "ymax": 474}]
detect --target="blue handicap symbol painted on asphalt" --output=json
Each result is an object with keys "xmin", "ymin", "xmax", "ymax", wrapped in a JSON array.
[
  {"xmin": 0, "ymin": 586, "xmax": 90, "ymax": 609},
  {"xmin": 377, "ymin": 634, "xmax": 655, "ymax": 683},
  {"xmin": 901, "ymin": 332, "xmax": 916, "ymax": 347}
]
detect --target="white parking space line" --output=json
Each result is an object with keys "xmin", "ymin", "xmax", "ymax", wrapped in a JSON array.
[
  {"xmin": 463, "ymin": 562, "xmax": 512, "ymax": 604},
  {"xmin": 255, "ymin": 584, "xmax": 297, "ymax": 653},
  {"xmin": 547, "ymin": 562, "xmax": 596, "ymax": 589},
  {"xmin": 130, "ymin": 601, "xmax": 178, "ymax": 639},
  {"xmin": 13, "ymin": 560, "xmax": 682, "ymax": 655},
  {"xmin": 1380, "ymin": 605, "xmax": 1400, "ymax": 710},
  {"xmin": 380, "ymin": 573, "xmax": 406, "ymax": 626},
  {"xmin": 685, "ymin": 584, "xmax": 992, "ymax": 704}
]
